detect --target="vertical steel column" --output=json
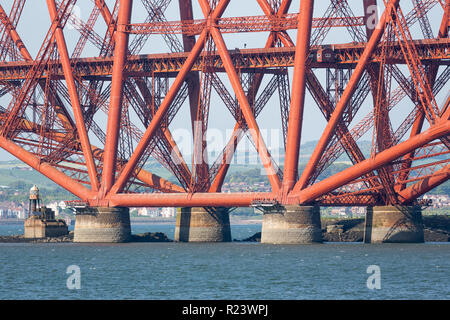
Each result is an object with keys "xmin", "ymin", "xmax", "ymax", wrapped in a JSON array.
[
  {"xmin": 178, "ymin": 0, "xmax": 200, "ymax": 132},
  {"xmin": 47, "ymin": 0, "xmax": 99, "ymax": 192},
  {"xmin": 111, "ymin": 0, "xmax": 230, "ymax": 194},
  {"xmin": 209, "ymin": 0, "xmax": 294, "ymax": 193},
  {"xmin": 101, "ymin": 0, "xmax": 132, "ymax": 195},
  {"xmin": 363, "ymin": 0, "xmax": 396, "ymax": 204},
  {"xmin": 198, "ymin": 0, "xmax": 281, "ymax": 191},
  {"xmin": 179, "ymin": 0, "xmax": 207, "ymax": 190},
  {"xmin": 111, "ymin": 29, "xmax": 209, "ymax": 194},
  {"xmin": 282, "ymin": 0, "xmax": 314, "ymax": 194},
  {"xmin": 210, "ymin": 26, "xmax": 281, "ymax": 192},
  {"xmin": 439, "ymin": 2, "xmax": 449, "ymax": 39}
]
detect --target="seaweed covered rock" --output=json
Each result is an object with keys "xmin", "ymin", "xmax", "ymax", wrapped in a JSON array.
[
  {"xmin": 235, "ymin": 232, "xmax": 261, "ymax": 242},
  {"xmin": 130, "ymin": 232, "xmax": 173, "ymax": 242}
]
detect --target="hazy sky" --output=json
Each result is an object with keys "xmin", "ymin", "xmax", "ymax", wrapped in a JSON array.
[{"xmin": 0, "ymin": 0, "xmax": 447, "ymax": 162}]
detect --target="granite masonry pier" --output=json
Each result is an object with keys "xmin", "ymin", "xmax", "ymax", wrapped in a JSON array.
[
  {"xmin": 364, "ymin": 206, "xmax": 424, "ymax": 243},
  {"xmin": 174, "ymin": 207, "xmax": 231, "ymax": 242},
  {"xmin": 261, "ymin": 205, "xmax": 322, "ymax": 244},
  {"xmin": 74, "ymin": 207, "xmax": 131, "ymax": 243}
]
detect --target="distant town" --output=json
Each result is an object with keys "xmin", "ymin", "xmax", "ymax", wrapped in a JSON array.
[
  {"xmin": 0, "ymin": 158, "xmax": 447, "ymax": 222},
  {"xmin": 0, "ymin": 199, "xmax": 179, "ymax": 221},
  {"xmin": 0, "ymin": 180, "xmax": 448, "ymax": 221}
]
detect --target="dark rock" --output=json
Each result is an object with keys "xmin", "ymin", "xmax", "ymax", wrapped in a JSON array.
[
  {"xmin": 235, "ymin": 232, "xmax": 261, "ymax": 242},
  {"xmin": 130, "ymin": 232, "xmax": 173, "ymax": 242},
  {"xmin": 0, "ymin": 231, "xmax": 174, "ymax": 243},
  {"xmin": 0, "ymin": 234, "xmax": 73, "ymax": 243},
  {"xmin": 323, "ymin": 230, "xmax": 363, "ymax": 242},
  {"xmin": 423, "ymin": 216, "xmax": 450, "ymax": 233},
  {"xmin": 424, "ymin": 228, "xmax": 449, "ymax": 242},
  {"xmin": 322, "ymin": 218, "xmax": 365, "ymax": 232},
  {"xmin": 322, "ymin": 218, "xmax": 365, "ymax": 242}
]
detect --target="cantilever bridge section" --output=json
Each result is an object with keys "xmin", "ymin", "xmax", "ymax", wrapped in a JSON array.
[{"xmin": 0, "ymin": 0, "xmax": 448, "ymax": 242}]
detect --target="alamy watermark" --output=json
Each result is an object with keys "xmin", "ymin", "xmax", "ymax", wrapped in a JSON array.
[
  {"xmin": 170, "ymin": 122, "xmax": 282, "ymax": 175},
  {"xmin": 366, "ymin": 265, "xmax": 381, "ymax": 290},
  {"xmin": 66, "ymin": 265, "xmax": 81, "ymax": 290},
  {"xmin": 366, "ymin": 4, "xmax": 381, "ymax": 30}
]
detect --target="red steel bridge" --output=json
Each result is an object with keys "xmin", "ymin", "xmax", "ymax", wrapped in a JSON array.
[{"xmin": 0, "ymin": 0, "xmax": 448, "ymax": 209}]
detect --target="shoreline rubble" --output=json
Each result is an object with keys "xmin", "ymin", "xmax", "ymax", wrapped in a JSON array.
[{"xmin": 1, "ymin": 216, "xmax": 448, "ymax": 243}]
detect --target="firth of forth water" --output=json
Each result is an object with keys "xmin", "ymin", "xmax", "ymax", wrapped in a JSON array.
[{"xmin": 0, "ymin": 223, "xmax": 448, "ymax": 300}]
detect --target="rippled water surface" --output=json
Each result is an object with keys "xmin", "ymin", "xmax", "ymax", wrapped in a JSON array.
[{"xmin": 0, "ymin": 223, "xmax": 448, "ymax": 300}]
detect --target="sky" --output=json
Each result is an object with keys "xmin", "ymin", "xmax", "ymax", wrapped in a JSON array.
[{"xmin": 0, "ymin": 0, "xmax": 447, "ymax": 162}]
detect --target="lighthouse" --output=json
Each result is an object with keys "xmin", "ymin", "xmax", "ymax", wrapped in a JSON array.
[
  {"xmin": 24, "ymin": 185, "xmax": 68, "ymax": 238},
  {"xmin": 28, "ymin": 185, "xmax": 40, "ymax": 218}
]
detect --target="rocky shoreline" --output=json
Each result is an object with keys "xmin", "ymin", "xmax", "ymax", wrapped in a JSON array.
[
  {"xmin": 321, "ymin": 216, "xmax": 450, "ymax": 242},
  {"xmin": 0, "ymin": 231, "xmax": 172, "ymax": 243},
  {"xmin": 130, "ymin": 232, "xmax": 172, "ymax": 242},
  {"xmin": 235, "ymin": 215, "xmax": 450, "ymax": 243},
  {"xmin": 0, "ymin": 232, "xmax": 75, "ymax": 243},
  {"xmin": 1, "ymin": 216, "xmax": 448, "ymax": 243}
]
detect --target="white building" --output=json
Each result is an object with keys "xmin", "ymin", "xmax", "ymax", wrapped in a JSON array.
[
  {"xmin": 47, "ymin": 202, "xmax": 61, "ymax": 216},
  {"xmin": 58, "ymin": 201, "xmax": 67, "ymax": 210},
  {"xmin": 161, "ymin": 207, "xmax": 176, "ymax": 218},
  {"xmin": 17, "ymin": 210, "xmax": 26, "ymax": 219},
  {"xmin": 137, "ymin": 207, "xmax": 160, "ymax": 217}
]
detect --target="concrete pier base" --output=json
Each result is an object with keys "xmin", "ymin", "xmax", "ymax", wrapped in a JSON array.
[
  {"xmin": 261, "ymin": 205, "xmax": 322, "ymax": 244},
  {"xmin": 174, "ymin": 207, "xmax": 231, "ymax": 242},
  {"xmin": 364, "ymin": 206, "xmax": 424, "ymax": 243},
  {"xmin": 24, "ymin": 216, "xmax": 68, "ymax": 238},
  {"xmin": 74, "ymin": 207, "xmax": 131, "ymax": 243}
]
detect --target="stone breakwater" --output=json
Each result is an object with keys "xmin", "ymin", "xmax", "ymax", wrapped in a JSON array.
[
  {"xmin": 0, "ymin": 231, "xmax": 74, "ymax": 243},
  {"xmin": 0, "ymin": 232, "xmax": 172, "ymax": 243}
]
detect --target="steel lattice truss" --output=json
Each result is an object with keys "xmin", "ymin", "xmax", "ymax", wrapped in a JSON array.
[{"xmin": 0, "ymin": 0, "xmax": 448, "ymax": 207}]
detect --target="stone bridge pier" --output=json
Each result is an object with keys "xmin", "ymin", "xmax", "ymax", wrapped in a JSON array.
[
  {"xmin": 364, "ymin": 206, "xmax": 424, "ymax": 243},
  {"xmin": 74, "ymin": 207, "xmax": 131, "ymax": 243},
  {"xmin": 261, "ymin": 205, "xmax": 322, "ymax": 244},
  {"xmin": 174, "ymin": 207, "xmax": 232, "ymax": 242}
]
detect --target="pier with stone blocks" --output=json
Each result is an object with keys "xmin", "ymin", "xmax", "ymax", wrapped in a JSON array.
[{"xmin": 0, "ymin": 1, "xmax": 447, "ymax": 243}]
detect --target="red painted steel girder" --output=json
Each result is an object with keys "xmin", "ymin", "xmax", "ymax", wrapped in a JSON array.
[
  {"xmin": 0, "ymin": 0, "xmax": 448, "ymax": 208},
  {"xmin": 126, "ymin": 13, "xmax": 366, "ymax": 35},
  {"xmin": 0, "ymin": 38, "xmax": 447, "ymax": 81}
]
